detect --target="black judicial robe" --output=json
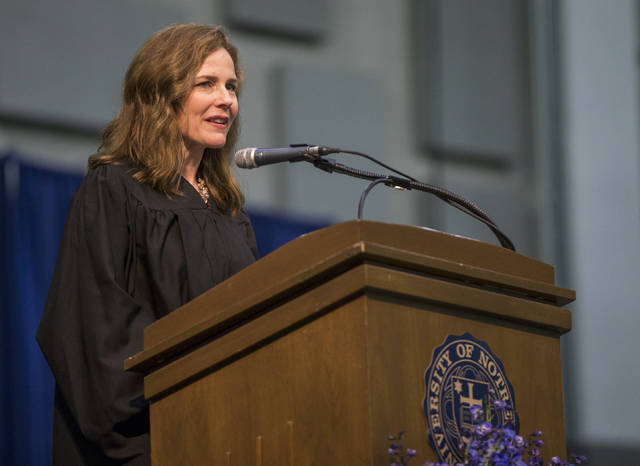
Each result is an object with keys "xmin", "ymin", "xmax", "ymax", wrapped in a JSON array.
[{"xmin": 36, "ymin": 162, "xmax": 258, "ymax": 465}]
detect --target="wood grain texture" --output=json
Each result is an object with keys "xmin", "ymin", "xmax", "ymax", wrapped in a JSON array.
[
  {"xmin": 141, "ymin": 264, "xmax": 569, "ymax": 400},
  {"xmin": 151, "ymin": 299, "xmax": 372, "ymax": 465},
  {"xmin": 126, "ymin": 224, "xmax": 572, "ymax": 374},
  {"xmin": 128, "ymin": 222, "xmax": 574, "ymax": 464},
  {"xmin": 360, "ymin": 242, "xmax": 574, "ymax": 305},
  {"xmin": 139, "ymin": 221, "xmax": 557, "ymax": 349},
  {"xmin": 149, "ymin": 292, "xmax": 567, "ymax": 464},
  {"xmin": 364, "ymin": 296, "xmax": 566, "ymax": 464}
]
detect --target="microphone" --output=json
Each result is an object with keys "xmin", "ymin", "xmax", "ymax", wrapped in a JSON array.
[{"xmin": 234, "ymin": 145, "xmax": 337, "ymax": 169}]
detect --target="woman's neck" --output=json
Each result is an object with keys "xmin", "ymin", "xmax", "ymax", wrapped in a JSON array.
[{"xmin": 182, "ymin": 147, "xmax": 203, "ymax": 188}]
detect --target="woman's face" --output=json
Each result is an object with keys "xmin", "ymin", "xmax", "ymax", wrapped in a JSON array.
[{"xmin": 178, "ymin": 48, "xmax": 239, "ymax": 156}]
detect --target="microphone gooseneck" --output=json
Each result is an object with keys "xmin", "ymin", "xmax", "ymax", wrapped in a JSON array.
[{"xmin": 235, "ymin": 144, "xmax": 516, "ymax": 251}]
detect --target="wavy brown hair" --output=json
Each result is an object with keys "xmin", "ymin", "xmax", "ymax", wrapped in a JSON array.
[{"xmin": 89, "ymin": 24, "xmax": 245, "ymax": 214}]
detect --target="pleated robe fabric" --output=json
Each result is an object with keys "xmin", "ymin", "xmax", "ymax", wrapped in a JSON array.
[{"xmin": 36, "ymin": 162, "xmax": 258, "ymax": 465}]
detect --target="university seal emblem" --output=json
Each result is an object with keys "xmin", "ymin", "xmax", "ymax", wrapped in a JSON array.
[{"xmin": 423, "ymin": 333, "xmax": 518, "ymax": 463}]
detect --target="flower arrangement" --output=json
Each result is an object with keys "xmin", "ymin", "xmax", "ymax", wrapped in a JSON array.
[
  {"xmin": 388, "ymin": 399, "xmax": 586, "ymax": 466},
  {"xmin": 387, "ymin": 431, "xmax": 417, "ymax": 466}
]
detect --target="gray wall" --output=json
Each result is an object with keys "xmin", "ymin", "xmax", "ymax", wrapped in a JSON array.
[
  {"xmin": 560, "ymin": 0, "xmax": 640, "ymax": 461},
  {"xmin": 1, "ymin": 0, "xmax": 639, "ymax": 461}
]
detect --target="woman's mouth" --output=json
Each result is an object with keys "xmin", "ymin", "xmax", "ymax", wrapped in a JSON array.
[{"xmin": 205, "ymin": 116, "xmax": 229, "ymax": 128}]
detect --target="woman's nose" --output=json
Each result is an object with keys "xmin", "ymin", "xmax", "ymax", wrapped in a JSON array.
[{"xmin": 214, "ymin": 86, "xmax": 234, "ymax": 107}]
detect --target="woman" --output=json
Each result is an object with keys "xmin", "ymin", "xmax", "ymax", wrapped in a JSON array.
[{"xmin": 36, "ymin": 24, "xmax": 258, "ymax": 465}]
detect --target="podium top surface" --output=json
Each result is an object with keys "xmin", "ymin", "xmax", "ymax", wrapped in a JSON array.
[
  {"xmin": 132, "ymin": 221, "xmax": 572, "ymax": 351},
  {"xmin": 124, "ymin": 221, "xmax": 575, "ymax": 380}
]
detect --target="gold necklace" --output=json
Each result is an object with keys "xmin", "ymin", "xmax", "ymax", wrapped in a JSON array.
[{"xmin": 195, "ymin": 177, "xmax": 210, "ymax": 206}]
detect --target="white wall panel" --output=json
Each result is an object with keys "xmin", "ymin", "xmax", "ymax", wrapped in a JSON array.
[
  {"xmin": 274, "ymin": 63, "xmax": 390, "ymax": 222},
  {"xmin": 0, "ymin": 0, "xmax": 185, "ymax": 128},
  {"xmin": 224, "ymin": 0, "xmax": 328, "ymax": 40},
  {"xmin": 561, "ymin": 0, "xmax": 640, "ymax": 446}
]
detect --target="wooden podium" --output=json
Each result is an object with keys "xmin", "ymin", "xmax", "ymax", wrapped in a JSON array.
[{"xmin": 125, "ymin": 221, "xmax": 574, "ymax": 465}]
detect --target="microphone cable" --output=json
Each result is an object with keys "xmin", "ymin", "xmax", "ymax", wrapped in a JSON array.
[{"xmin": 313, "ymin": 149, "xmax": 516, "ymax": 251}]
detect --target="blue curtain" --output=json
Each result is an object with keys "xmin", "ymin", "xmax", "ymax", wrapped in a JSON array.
[
  {"xmin": 1, "ymin": 154, "xmax": 83, "ymax": 465},
  {"xmin": 0, "ymin": 152, "xmax": 329, "ymax": 465}
]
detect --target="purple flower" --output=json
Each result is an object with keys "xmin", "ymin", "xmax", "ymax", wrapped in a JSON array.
[
  {"xmin": 406, "ymin": 448, "xmax": 416, "ymax": 457},
  {"xmin": 475, "ymin": 421, "xmax": 492, "ymax": 436},
  {"xmin": 506, "ymin": 445, "xmax": 519, "ymax": 456},
  {"xmin": 571, "ymin": 454, "xmax": 587, "ymax": 464},
  {"xmin": 470, "ymin": 404, "xmax": 484, "ymax": 421},
  {"xmin": 493, "ymin": 399, "xmax": 508, "ymax": 411},
  {"xmin": 414, "ymin": 395, "xmax": 587, "ymax": 466}
]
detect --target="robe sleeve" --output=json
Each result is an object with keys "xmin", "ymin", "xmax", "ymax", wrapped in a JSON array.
[{"xmin": 37, "ymin": 165, "xmax": 150, "ymax": 463}]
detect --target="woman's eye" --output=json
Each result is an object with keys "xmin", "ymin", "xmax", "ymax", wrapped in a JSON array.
[
  {"xmin": 226, "ymin": 82, "xmax": 237, "ymax": 92},
  {"xmin": 196, "ymin": 81, "xmax": 212, "ymax": 88}
]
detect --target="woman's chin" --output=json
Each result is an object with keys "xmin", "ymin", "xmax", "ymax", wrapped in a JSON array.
[{"xmin": 204, "ymin": 136, "xmax": 228, "ymax": 150}]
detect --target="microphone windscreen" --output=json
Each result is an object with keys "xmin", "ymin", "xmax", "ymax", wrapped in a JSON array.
[{"xmin": 234, "ymin": 148, "xmax": 257, "ymax": 169}]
